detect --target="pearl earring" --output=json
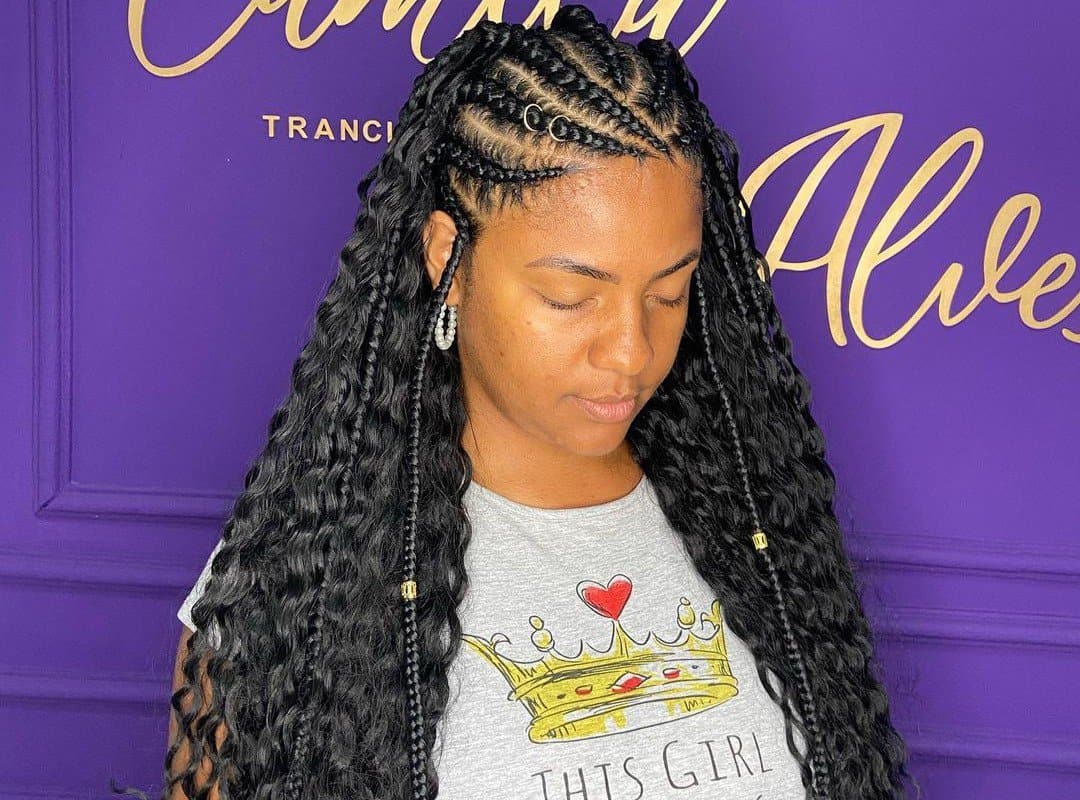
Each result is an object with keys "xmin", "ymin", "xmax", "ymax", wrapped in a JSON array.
[{"xmin": 434, "ymin": 302, "xmax": 457, "ymax": 350}]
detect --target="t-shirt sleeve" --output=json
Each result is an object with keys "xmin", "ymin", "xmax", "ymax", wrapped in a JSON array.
[{"xmin": 177, "ymin": 538, "xmax": 225, "ymax": 633}]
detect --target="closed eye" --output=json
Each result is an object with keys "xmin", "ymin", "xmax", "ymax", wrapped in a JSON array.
[
  {"xmin": 655, "ymin": 293, "xmax": 688, "ymax": 308},
  {"xmin": 539, "ymin": 293, "xmax": 689, "ymax": 312},
  {"xmin": 539, "ymin": 295, "xmax": 587, "ymax": 312}
]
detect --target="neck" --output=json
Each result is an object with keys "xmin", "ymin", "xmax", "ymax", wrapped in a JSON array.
[{"xmin": 460, "ymin": 418, "xmax": 643, "ymax": 510}]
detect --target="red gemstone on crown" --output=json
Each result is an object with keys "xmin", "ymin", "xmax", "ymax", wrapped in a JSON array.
[{"xmin": 610, "ymin": 671, "xmax": 647, "ymax": 693}]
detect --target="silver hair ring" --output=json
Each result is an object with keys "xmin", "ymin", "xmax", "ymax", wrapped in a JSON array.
[
  {"xmin": 522, "ymin": 103, "xmax": 543, "ymax": 132},
  {"xmin": 547, "ymin": 114, "xmax": 569, "ymax": 141},
  {"xmin": 523, "ymin": 103, "xmax": 568, "ymax": 142}
]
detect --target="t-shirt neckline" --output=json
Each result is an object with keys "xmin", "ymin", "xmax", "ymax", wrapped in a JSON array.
[{"xmin": 463, "ymin": 472, "xmax": 649, "ymax": 522}]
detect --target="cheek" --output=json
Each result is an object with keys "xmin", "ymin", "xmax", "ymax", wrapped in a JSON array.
[
  {"xmin": 470, "ymin": 292, "xmax": 582, "ymax": 397},
  {"xmin": 510, "ymin": 314, "xmax": 586, "ymax": 394},
  {"xmin": 665, "ymin": 307, "xmax": 691, "ymax": 349},
  {"xmin": 524, "ymin": 314, "xmax": 587, "ymax": 354},
  {"xmin": 646, "ymin": 308, "xmax": 691, "ymax": 376}
]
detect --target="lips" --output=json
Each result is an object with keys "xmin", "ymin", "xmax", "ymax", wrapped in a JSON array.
[
  {"xmin": 573, "ymin": 393, "xmax": 638, "ymax": 422},
  {"xmin": 586, "ymin": 394, "xmax": 637, "ymax": 403}
]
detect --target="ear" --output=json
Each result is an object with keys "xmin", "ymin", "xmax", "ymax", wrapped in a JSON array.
[{"xmin": 422, "ymin": 210, "xmax": 463, "ymax": 305}]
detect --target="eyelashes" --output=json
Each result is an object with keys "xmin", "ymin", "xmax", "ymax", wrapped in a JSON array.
[
  {"xmin": 654, "ymin": 294, "xmax": 690, "ymax": 309},
  {"xmin": 539, "ymin": 294, "xmax": 689, "ymax": 312},
  {"xmin": 539, "ymin": 295, "xmax": 588, "ymax": 312}
]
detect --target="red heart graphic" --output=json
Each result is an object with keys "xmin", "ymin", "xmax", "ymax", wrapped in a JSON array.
[{"xmin": 576, "ymin": 574, "xmax": 633, "ymax": 620}]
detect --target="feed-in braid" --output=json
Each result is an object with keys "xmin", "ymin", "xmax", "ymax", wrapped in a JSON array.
[
  {"xmin": 115, "ymin": 8, "xmax": 918, "ymax": 800},
  {"xmin": 693, "ymin": 265, "xmax": 834, "ymax": 798}
]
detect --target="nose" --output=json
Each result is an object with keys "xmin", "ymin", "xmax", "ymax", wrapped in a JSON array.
[{"xmin": 588, "ymin": 295, "xmax": 654, "ymax": 378}]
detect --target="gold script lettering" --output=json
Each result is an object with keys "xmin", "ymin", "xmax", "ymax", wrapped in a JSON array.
[
  {"xmin": 128, "ymin": 0, "xmax": 728, "ymax": 77},
  {"xmin": 741, "ymin": 113, "xmax": 1079, "ymax": 346}
]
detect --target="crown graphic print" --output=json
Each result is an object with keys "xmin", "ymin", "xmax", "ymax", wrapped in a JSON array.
[{"xmin": 461, "ymin": 573, "xmax": 740, "ymax": 744}]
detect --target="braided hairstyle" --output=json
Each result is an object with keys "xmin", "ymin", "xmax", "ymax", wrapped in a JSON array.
[{"xmin": 113, "ymin": 6, "xmax": 920, "ymax": 800}]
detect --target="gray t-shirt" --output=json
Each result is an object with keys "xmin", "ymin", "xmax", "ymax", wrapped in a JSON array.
[{"xmin": 177, "ymin": 474, "xmax": 807, "ymax": 799}]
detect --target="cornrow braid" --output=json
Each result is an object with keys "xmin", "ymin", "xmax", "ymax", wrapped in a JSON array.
[
  {"xmin": 635, "ymin": 37, "xmax": 681, "ymax": 129},
  {"xmin": 282, "ymin": 221, "xmax": 402, "ymax": 800},
  {"xmin": 704, "ymin": 117, "xmax": 913, "ymax": 794},
  {"xmin": 647, "ymin": 39, "xmax": 773, "ymax": 355},
  {"xmin": 281, "ymin": 20, "xmax": 530, "ymax": 799},
  {"xmin": 501, "ymin": 32, "xmax": 672, "ymax": 154},
  {"xmin": 441, "ymin": 129, "xmax": 568, "ymax": 186},
  {"xmin": 704, "ymin": 127, "xmax": 778, "ymax": 348},
  {"xmin": 458, "ymin": 73, "xmax": 647, "ymax": 158},
  {"xmin": 648, "ymin": 34, "xmax": 807, "ymax": 407},
  {"xmin": 650, "ymin": 34, "xmax": 834, "ymax": 792},
  {"xmin": 402, "ymin": 187, "xmax": 479, "ymax": 799},
  {"xmin": 549, "ymin": 4, "xmax": 635, "ymax": 93},
  {"xmin": 395, "ymin": 12, "xmax": 841, "ymax": 800},
  {"xmin": 393, "ymin": 11, "xmax": 843, "ymax": 800},
  {"xmin": 693, "ymin": 263, "xmax": 833, "ymax": 799},
  {"xmin": 671, "ymin": 37, "xmax": 915, "ymax": 798},
  {"xmin": 127, "ymin": 8, "xmax": 920, "ymax": 800}
]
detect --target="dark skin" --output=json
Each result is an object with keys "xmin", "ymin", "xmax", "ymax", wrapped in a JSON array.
[
  {"xmin": 169, "ymin": 154, "xmax": 704, "ymax": 796},
  {"xmin": 423, "ymin": 153, "xmax": 704, "ymax": 509}
]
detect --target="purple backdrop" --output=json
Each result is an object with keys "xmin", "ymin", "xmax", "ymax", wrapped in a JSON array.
[{"xmin": 3, "ymin": 1, "xmax": 1077, "ymax": 797}]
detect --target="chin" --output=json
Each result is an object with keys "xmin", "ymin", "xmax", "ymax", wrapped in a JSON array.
[{"xmin": 560, "ymin": 424, "xmax": 632, "ymax": 458}]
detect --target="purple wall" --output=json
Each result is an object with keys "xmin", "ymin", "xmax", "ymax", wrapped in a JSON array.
[{"xmin": 3, "ymin": 1, "xmax": 1077, "ymax": 797}]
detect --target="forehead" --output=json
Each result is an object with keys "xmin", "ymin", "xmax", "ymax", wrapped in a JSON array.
[{"xmin": 473, "ymin": 154, "xmax": 703, "ymax": 269}]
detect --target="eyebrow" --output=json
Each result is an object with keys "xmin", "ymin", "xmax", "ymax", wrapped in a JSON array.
[{"xmin": 523, "ymin": 248, "xmax": 701, "ymax": 283}]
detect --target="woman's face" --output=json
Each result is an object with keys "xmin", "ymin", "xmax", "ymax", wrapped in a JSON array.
[{"xmin": 423, "ymin": 153, "xmax": 703, "ymax": 480}]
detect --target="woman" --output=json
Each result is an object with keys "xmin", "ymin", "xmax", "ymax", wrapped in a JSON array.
[{"xmin": 125, "ymin": 6, "xmax": 918, "ymax": 799}]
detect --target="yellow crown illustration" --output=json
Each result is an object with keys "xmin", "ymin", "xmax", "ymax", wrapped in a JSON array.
[{"xmin": 460, "ymin": 573, "xmax": 739, "ymax": 743}]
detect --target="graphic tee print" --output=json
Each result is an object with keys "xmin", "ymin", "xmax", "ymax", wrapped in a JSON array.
[
  {"xmin": 176, "ymin": 474, "xmax": 809, "ymax": 798},
  {"xmin": 461, "ymin": 572, "xmax": 736, "ymax": 744},
  {"xmin": 434, "ymin": 475, "xmax": 808, "ymax": 799}
]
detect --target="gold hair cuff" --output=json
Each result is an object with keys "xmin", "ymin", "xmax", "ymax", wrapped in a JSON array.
[
  {"xmin": 751, "ymin": 529, "xmax": 769, "ymax": 551},
  {"xmin": 400, "ymin": 579, "xmax": 418, "ymax": 600}
]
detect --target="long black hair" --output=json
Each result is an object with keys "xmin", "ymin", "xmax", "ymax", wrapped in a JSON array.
[{"xmin": 113, "ymin": 6, "xmax": 919, "ymax": 799}]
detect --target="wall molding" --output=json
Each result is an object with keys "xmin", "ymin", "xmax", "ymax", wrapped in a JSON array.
[
  {"xmin": 847, "ymin": 529, "xmax": 1080, "ymax": 580},
  {"xmin": 875, "ymin": 604, "xmax": 1080, "ymax": 651},
  {"xmin": 905, "ymin": 722, "xmax": 1080, "ymax": 774},
  {"xmin": 0, "ymin": 667, "xmax": 164, "ymax": 707},
  {"xmin": 30, "ymin": 0, "xmax": 235, "ymax": 523},
  {"xmin": 0, "ymin": 545, "xmax": 193, "ymax": 591},
  {"xmin": 2, "ymin": 788, "xmax": 92, "ymax": 800}
]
